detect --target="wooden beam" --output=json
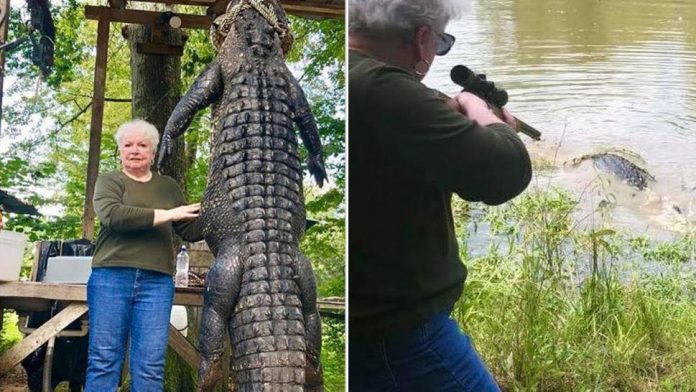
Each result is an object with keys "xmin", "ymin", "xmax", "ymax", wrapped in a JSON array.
[
  {"xmin": 313, "ymin": 299, "xmax": 345, "ymax": 312},
  {"xmin": 133, "ymin": 0, "xmax": 217, "ymax": 7},
  {"xmin": 85, "ymin": 6, "xmax": 213, "ymax": 30},
  {"xmin": 168, "ymin": 324, "xmax": 200, "ymax": 369},
  {"xmin": 208, "ymin": 0, "xmax": 344, "ymax": 19},
  {"xmin": 0, "ymin": 282, "xmax": 87, "ymax": 302},
  {"xmin": 81, "ymin": 16, "xmax": 110, "ymax": 241},
  {"xmin": 129, "ymin": 0, "xmax": 343, "ymax": 18},
  {"xmin": 174, "ymin": 289, "xmax": 206, "ymax": 306},
  {"xmin": 0, "ymin": 282, "xmax": 204, "ymax": 307},
  {"xmin": 0, "ymin": 282, "xmax": 206, "ymax": 306},
  {"xmin": 282, "ymin": 0, "xmax": 343, "ymax": 18},
  {"xmin": 0, "ymin": 303, "xmax": 88, "ymax": 376}
]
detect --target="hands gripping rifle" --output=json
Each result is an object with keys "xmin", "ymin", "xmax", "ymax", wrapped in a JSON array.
[{"xmin": 450, "ymin": 65, "xmax": 541, "ymax": 140}]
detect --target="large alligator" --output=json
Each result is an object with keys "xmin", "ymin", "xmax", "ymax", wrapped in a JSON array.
[
  {"xmin": 158, "ymin": 0, "xmax": 327, "ymax": 390},
  {"xmin": 568, "ymin": 151, "xmax": 655, "ymax": 190}
]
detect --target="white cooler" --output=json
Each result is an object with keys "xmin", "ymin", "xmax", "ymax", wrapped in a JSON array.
[{"xmin": 0, "ymin": 230, "xmax": 28, "ymax": 281}]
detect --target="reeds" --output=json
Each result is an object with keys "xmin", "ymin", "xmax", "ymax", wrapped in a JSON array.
[{"xmin": 452, "ymin": 190, "xmax": 696, "ymax": 391}]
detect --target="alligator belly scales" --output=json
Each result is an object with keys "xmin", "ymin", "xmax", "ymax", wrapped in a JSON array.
[{"xmin": 158, "ymin": 1, "xmax": 327, "ymax": 390}]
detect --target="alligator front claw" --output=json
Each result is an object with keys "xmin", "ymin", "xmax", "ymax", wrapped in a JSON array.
[
  {"xmin": 157, "ymin": 133, "xmax": 173, "ymax": 171},
  {"xmin": 309, "ymin": 153, "xmax": 328, "ymax": 188}
]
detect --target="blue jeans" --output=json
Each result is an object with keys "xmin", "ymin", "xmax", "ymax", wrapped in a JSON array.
[
  {"xmin": 350, "ymin": 311, "xmax": 501, "ymax": 391},
  {"xmin": 85, "ymin": 267, "xmax": 174, "ymax": 392}
]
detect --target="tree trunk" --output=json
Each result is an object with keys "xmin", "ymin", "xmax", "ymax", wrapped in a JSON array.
[{"xmin": 125, "ymin": 19, "xmax": 186, "ymax": 188}]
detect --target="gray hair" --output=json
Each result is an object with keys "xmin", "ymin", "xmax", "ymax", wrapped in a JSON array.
[
  {"xmin": 349, "ymin": 0, "xmax": 469, "ymax": 42},
  {"xmin": 114, "ymin": 119, "xmax": 160, "ymax": 152}
]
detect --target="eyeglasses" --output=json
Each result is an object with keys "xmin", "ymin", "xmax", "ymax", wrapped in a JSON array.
[{"xmin": 436, "ymin": 32, "xmax": 456, "ymax": 56}]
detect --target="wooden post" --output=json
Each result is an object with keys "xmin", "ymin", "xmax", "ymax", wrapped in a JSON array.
[
  {"xmin": 0, "ymin": 0, "xmax": 10, "ymax": 137},
  {"xmin": 81, "ymin": 16, "xmax": 110, "ymax": 240}
]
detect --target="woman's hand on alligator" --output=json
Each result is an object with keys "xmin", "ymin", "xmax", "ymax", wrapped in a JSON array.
[
  {"xmin": 170, "ymin": 203, "xmax": 201, "ymax": 221},
  {"xmin": 154, "ymin": 203, "xmax": 201, "ymax": 225}
]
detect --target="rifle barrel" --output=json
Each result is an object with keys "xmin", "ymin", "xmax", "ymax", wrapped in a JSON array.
[
  {"xmin": 516, "ymin": 118, "xmax": 542, "ymax": 141},
  {"xmin": 489, "ymin": 104, "xmax": 541, "ymax": 141}
]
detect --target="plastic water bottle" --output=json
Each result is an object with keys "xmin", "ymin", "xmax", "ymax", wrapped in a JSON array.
[{"xmin": 175, "ymin": 245, "xmax": 189, "ymax": 287}]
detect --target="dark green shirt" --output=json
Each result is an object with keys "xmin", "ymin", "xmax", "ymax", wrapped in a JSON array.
[
  {"xmin": 349, "ymin": 50, "xmax": 532, "ymax": 338},
  {"xmin": 92, "ymin": 171, "xmax": 203, "ymax": 275}
]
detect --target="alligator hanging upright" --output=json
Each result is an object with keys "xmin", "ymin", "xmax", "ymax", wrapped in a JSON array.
[{"xmin": 157, "ymin": 0, "xmax": 327, "ymax": 390}]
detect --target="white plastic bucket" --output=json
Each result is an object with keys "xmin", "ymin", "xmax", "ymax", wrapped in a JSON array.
[
  {"xmin": 170, "ymin": 305, "xmax": 188, "ymax": 337},
  {"xmin": 0, "ymin": 230, "xmax": 28, "ymax": 281}
]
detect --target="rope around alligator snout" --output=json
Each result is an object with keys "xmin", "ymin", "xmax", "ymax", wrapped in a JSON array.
[{"xmin": 210, "ymin": 0, "xmax": 293, "ymax": 53}]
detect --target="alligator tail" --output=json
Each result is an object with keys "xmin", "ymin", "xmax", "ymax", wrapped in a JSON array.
[{"xmin": 230, "ymin": 236, "xmax": 306, "ymax": 391}]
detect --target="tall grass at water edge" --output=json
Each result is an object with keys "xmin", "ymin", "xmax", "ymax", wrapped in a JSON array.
[{"xmin": 452, "ymin": 189, "xmax": 696, "ymax": 391}]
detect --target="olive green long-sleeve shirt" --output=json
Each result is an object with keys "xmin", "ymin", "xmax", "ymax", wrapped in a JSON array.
[
  {"xmin": 349, "ymin": 50, "xmax": 532, "ymax": 338},
  {"xmin": 92, "ymin": 171, "xmax": 203, "ymax": 275}
]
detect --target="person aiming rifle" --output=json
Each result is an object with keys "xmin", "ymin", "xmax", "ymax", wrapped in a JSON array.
[{"xmin": 348, "ymin": 0, "xmax": 533, "ymax": 390}]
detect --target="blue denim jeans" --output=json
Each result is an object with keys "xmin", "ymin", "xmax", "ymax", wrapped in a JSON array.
[
  {"xmin": 85, "ymin": 267, "xmax": 174, "ymax": 392},
  {"xmin": 350, "ymin": 311, "xmax": 501, "ymax": 392}
]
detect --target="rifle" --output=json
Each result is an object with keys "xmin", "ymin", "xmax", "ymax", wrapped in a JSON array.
[{"xmin": 450, "ymin": 65, "xmax": 541, "ymax": 141}]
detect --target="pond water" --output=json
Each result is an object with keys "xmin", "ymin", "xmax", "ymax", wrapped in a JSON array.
[{"xmin": 424, "ymin": 0, "xmax": 696, "ymax": 238}]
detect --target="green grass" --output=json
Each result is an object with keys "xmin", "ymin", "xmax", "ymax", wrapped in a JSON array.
[
  {"xmin": 454, "ymin": 189, "xmax": 696, "ymax": 391},
  {"xmin": 0, "ymin": 311, "xmax": 22, "ymax": 354},
  {"xmin": 321, "ymin": 318, "xmax": 346, "ymax": 391}
]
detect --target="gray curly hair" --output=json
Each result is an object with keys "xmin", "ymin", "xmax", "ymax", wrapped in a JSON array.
[
  {"xmin": 114, "ymin": 119, "xmax": 160, "ymax": 152},
  {"xmin": 349, "ymin": 0, "xmax": 469, "ymax": 42}
]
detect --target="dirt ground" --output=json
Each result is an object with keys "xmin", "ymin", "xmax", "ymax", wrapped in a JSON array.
[{"xmin": 0, "ymin": 366, "xmax": 28, "ymax": 392}]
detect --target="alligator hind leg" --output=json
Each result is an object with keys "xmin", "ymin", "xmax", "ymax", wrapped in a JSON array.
[
  {"xmin": 197, "ymin": 240, "xmax": 244, "ymax": 392},
  {"xmin": 295, "ymin": 251, "xmax": 324, "ymax": 392}
]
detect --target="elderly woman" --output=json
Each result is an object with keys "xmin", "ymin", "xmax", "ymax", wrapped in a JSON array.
[
  {"xmin": 349, "ymin": 0, "xmax": 532, "ymax": 391},
  {"xmin": 85, "ymin": 119, "xmax": 203, "ymax": 391}
]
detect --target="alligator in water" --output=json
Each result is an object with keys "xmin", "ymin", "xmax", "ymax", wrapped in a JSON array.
[
  {"xmin": 158, "ymin": 0, "xmax": 327, "ymax": 390},
  {"xmin": 568, "ymin": 151, "xmax": 655, "ymax": 190}
]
